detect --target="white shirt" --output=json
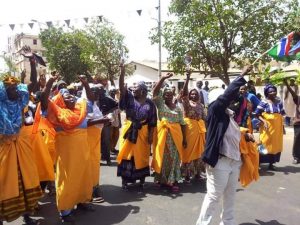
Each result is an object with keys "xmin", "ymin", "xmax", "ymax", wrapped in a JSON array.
[
  {"xmin": 197, "ymin": 88, "xmax": 209, "ymax": 106},
  {"xmin": 220, "ymin": 109, "xmax": 241, "ymax": 161}
]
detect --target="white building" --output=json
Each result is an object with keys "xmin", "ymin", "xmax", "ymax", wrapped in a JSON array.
[{"xmin": 124, "ymin": 60, "xmax": 242, "ymax": 92}]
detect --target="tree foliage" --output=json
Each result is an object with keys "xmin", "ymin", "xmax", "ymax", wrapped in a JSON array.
[
  {"xmin": 39, "ymin": 19, "xmax": 132, "ymax": 84},
  {"xmin": 151, "ymin": 0, "xmax": 299, "ymax": 84},
  {"xmin": 86, "ymin": 19, "xmax": 132, "ymax": 85},
  {"xmin": 40, "ymin": 27, "xmax": 91, "ymax": 83},
  {"xmin": 0, "ymin": 55, "xmax": 17, "ymax": 73}
]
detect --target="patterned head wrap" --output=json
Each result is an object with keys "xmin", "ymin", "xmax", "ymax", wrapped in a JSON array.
[
  {"xmin": 264, "ymin": 84, "xmax": 277, "ymax": 98},
  {"xmin": 136, "ymin": 81, "xmax": 148, "ymax": 92},
  {"xmin": 2, "ymin": 74, "xmax": 20, "ymax": 86},
  {"xmin": 59, "ymin": 88, "xmax": 70, "ymax": 96},
  {"xmin": 163, "ymin": 86, "xmax": 173, "ymax": 95}
]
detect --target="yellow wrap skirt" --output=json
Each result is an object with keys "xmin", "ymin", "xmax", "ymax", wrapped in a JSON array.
[
  {"xmin": 117, "ymin": 120, "xmax": 150, "ymax": 170},
  {"xmin": 55, "ymin": 129, "xmax": 93, "ymax": 211},
  {"xmin": 239, "ymin": 128, "xmax": 259, "ymax": 187},
  {"xmin": 182, "ymin": 118, "xmax": 206, "ymax": 163},
  {"xmin": 0, "ymin": 126, "xmax": 42, "ymax": 222},
  {"xmin": 30, "ymin": 124, "xmax": 55, "ymax": 182},
  {"xmin": 259, "ymin": 113, "xmax": 284, "ymax": 155},
  {"xmin": 87, "ymin": 126, "xmax": 102, "ymax": 186},
  {"xmin": 152, "ymin": 119, "xmax": 183, "ymax": 174}
]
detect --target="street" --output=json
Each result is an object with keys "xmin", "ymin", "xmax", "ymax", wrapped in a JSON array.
[{"xmin": 5, "ymin": 127, "xmax": 300, "ymax": 225}]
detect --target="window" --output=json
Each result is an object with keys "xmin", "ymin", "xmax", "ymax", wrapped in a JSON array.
[{"xmin": 33, "ymin": 39, "xmax": 37, "ymax": 45}]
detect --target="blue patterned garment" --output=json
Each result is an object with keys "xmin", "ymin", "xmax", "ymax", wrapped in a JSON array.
[
  {"xmin": 254, "ymin": 98, "xmax": 285, "ymax": 115},
  {"xmin": 0, "ymin": 82, "xmax": 29, "ymax": 135}
]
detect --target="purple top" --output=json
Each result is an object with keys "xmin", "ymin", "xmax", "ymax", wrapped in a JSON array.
[{"xmin": 119, "ymin": 90, "xmax": 157, "ymax": 127}]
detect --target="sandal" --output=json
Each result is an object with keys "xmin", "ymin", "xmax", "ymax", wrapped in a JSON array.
[
  {"xmin": 92, "ymin": 196, "xmax": 105, "ymax": 203},
  {"xmin": 61, "ymin": 213, "xmax": 75, "ymax": 223},
  {"xmin": 23, "ymin": 215, "xmax": 40, "ymax": 225}
]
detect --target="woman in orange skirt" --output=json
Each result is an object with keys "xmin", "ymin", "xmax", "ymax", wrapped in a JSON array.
[{"xmin": 180, "ymin": 71, "xmax": 206, "ymax": 182}]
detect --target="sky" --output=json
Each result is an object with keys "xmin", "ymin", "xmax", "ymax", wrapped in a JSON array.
[{"xmin": 0, "ymin": 0, "xmax": 173, "ymax": 71}]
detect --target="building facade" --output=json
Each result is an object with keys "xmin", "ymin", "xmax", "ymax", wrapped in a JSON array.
[{"xmin": 7, "ymin": 33, "xmax": 47, "ymax": 82}]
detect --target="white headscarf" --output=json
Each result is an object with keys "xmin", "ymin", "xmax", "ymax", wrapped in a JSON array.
[{"xmin": 208, "ymin": 88, "xmax": 225, "ymax": 104}]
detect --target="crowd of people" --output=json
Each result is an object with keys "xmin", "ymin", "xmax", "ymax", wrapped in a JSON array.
[{"xmin": 0, "ymin": 46, "xmax": 299, "ymax": 225}]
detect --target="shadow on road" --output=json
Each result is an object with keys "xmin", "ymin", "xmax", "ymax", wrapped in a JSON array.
[
  {"xmin": 258, "ymin": 169, "xmax": 275, "ymax": 177},
  {"xmin": 276, "ymin": 165, "xmax": 300, "ymax": 175},
  {"xmin": 145, "ymin": 179, "xmax": 207, "ymax": 199},
  {"xmin": 31, "ymin": 194, "xmax": 140, "ymax": 225},
  {"xmin": 101, "ymin": 184, "xmax": 147, "ymax": 204},
  {"xmin": 240, "ymin": 219, "xmax": 287, "ymax": 225},
  {"xmin": 258, "ymin": 164, "xmax": 300, "ymax": 176},
  {"xmin": 101, "ymin": 179, "xmax": 206, "ymax": 203},
  {"xmin": 73, "ymin": 204, "xmax": 140, "ymax": 225}
]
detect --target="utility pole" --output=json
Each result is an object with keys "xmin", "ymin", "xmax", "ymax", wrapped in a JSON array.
[{"xmin": 158, "ymin": 0, "xmax": 162, "ymax": 78}]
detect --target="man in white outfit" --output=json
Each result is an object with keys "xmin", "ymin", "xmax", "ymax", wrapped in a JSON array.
[
  {"xmin": 196, "ymin": 65, "xmax": 253, "ymax": 225},
  {"xmin": 196, "ymin": 80, "xmax": 209, "ymax": 107}
]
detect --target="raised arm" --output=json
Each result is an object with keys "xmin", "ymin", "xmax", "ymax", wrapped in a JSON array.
[
  {"xmin": 40, "ymin": 74, "xmax": 59, "ymax": 111},
  {"xmin": 153, "ymin": 73, "xmax": 173, "ymax": 97},
  {"xmin": 182, "ymin": 70, "xmax": 191, "ymax": 97},
  {"xmin": 211, "ymin": 65, "xmax": 253, "ymax": 112},
  {"xmin": 21, "ymin": 46, "xmax": 38, "ymax": 93},
  {"xmin": 283, "ymin": 78, "xmax": 298, "ymax": 100},
  {"xmin": 79, "ymin": 75, "xmax": 94, "ymax": 101},
  {"xmin": 119, "ymin": 63, "xmax": 126, "ymax": 98}
]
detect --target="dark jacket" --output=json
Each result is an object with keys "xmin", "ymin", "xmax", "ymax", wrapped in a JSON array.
[
  {"xmin": 202, "ymin": 76, "xmax": 247, "ymax": 167},
  {"xmin": 97, "ymin": 95, "xmax": 118, "ymax": 115}
]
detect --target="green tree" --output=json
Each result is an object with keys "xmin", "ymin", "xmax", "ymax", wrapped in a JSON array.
[
  {"xmin": 0, "ymin": 55, "xmax": 17, "ymax": 74},
  {"xmin": 151, "ymin": 0, "xmax": 299, "ymax": 84},
  {"xmin": 40, "ymin": 20, "xmax": 133, "ymax": 85},
  {"xmin": 85, "ymin": 19, "xmax": 133, "ymax": 86},
  {"xmin": 39, "ymin": 27, "xmax": 92, "ymax": 83}
]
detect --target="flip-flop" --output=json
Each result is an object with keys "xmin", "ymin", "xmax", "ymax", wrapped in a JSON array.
[{"xmin": 93, "ymin": 197, "xmax": 105, "ymax": 203}]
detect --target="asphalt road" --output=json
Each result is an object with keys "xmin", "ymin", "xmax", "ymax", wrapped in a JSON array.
[{"xmin": 5, "ymin": 127, "xmax": 300, "ymax": 225}]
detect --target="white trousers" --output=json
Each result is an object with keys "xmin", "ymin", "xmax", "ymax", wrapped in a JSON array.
[{"xmin": 196, "ymin": 157, "xmax": 241, "ymax": 225}]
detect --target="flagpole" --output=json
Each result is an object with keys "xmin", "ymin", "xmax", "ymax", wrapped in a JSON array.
[
  {"xmin": 251, "ymin": 49, "xmax": 270, "ymax": 65},
  {"xmin": 158, "ymin": 0, "xmax": 162, "ymax": 78}
]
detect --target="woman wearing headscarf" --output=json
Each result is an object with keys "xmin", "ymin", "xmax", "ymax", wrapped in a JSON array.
[
  {"xmin": 117, "ymin": 64, "xmax": 157, "ymax": 191},
  {"xmin": 152, "ymin": 73, "xmax": 187, "ymax": 193},
  {"xmin": 254, "ymin": 84, "xmax": 285, "ymax": 170},
  {"xmin": 180, "ymin": 71, "xmax": 206, "ymax": 182},
  {"xmin": 0, "ymin": 46, "xmax": 47, "ymax": 225},
  {"xmin": 39, "ymin": 75, "xmax": 103, "ymax": 222},
  {"xmin": 0, "ymin": 74, "xmax": 42, "ymax": 225}
]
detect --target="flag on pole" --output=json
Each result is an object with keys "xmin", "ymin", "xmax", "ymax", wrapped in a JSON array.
[
  {"xmin": 267, "ymin": 32, "xmax": 294, "ymax": 62},
  {"xmin": 289, "ymin": 40, "xmax": 300, "ymax": 55}
]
